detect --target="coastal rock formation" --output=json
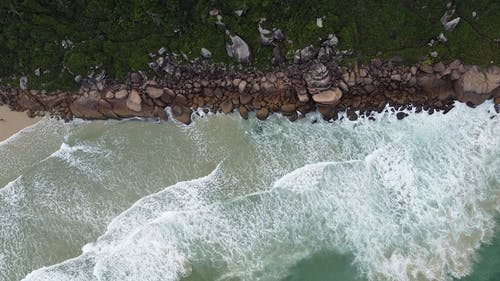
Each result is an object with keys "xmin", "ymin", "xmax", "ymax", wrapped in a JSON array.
[{"xmin": 1, "ymin": 61, "xmax": 498, "ymax": 126}]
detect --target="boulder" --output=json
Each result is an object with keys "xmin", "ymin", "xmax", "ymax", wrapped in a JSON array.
[
  {"xmin": 108, "ymin": 99, "xmax": 139, "ymax": 118},
  {"xmin": 175, "ymin": 95, "xmax": 188, "ymax": 105},
  {"xmin": 221, "ymin": 99, "xmax": 233, "ymax": 113},
  {"xmin": 454, "ymin": 66, "xmax": 500, "ymax": 105},
  {"xmin": 20, "ymin": 76, "xmax": 28, "ymax": 90},
  {"xmin": 281, "ymin": 103, "xmax": 297, "ymax": 113},
  {"xmin": 153, "ymin": 106, "xmax": 168, "ymax": 121},
  {"xmin": 238, "ymin": 80, "xmax": 247, "ymax": 93},
  {"xmin": 433, "ymin": 62, "xmax": 445, "ymax": 73},
  {"xmin": 172, "ymin": 105, "xmax": 192, "ymax": 125},
  {"xmin": 126, "ymin": 89, "xmax": 142, "ymax": 112},
  {"xmin": 115, "ymin": 89, "xmax": 128, "ymax": 99},
  {"xmin": 201, "ymin": 48, "xmax": 212, "ymax": 58},
  {"xmin": 146, "ymin": 86, "xmax": 163, "ymax": 99},
  {"xmin": 225, "ymin": 33, "xmax": 252, "ymax": 63},
  {"xmin": 299, "ymin": 45, "xmax": 317, "ymax": 63},
  {"xmin": 69, "ymin": 96, "xmax": 104, "ymax": 119},
  {"xmin": 271, "ymin": 46, "xmax": 285, "ymax": 66},
  {"xmin": 105, "ymin": 91, "xmax": 114, "ymax": 99},
  {"xmin": 239, "ymin": 106, "xmax": 249, "ymax": 119},
  {"xmin": 240, "ymin": 94, "xmax": 253, "ymax": 105},
  {"xmin": 396, "ymin": 112, "xmax": 409, "ymax": 120},
  {"xmin": 312, "ymin": 88, "xmax": 342, "ymax": 105},
  {"xmin": 420, "ymin": 65, "xmax": 434, "ymax": 74},
  {"xmin": 347, "ymin": 109, "xmax": 358, "ymax": 121},
  {"xmin": 304, "ymin": 63, "xmax": 331, "ymax": 90},
  {"xmin": 256, "ymin": 107, "xmax": 269, "ymax": 120},
  {"xmin": 97, "ymin": 99, "xmax": 118, "ymax": 118}
]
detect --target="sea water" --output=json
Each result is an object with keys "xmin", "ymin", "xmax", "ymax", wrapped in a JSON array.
[{"xmin": 0, "ymin": 102, "xmax": 498, "ymax": 281}]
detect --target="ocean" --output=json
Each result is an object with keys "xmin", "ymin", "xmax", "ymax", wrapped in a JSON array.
[{"xmin": 0, "ymin": 102, "xmax": 498, "ymax": 281}]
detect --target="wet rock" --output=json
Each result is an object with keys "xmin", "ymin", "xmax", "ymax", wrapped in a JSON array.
[
  {"xmin": 256, "ymin": 107, "xmax": 269, "ymax": 120},
  {"xmin": 347, "ymin": 109, "xmax": 358, "ymax": 121},
  {"xmin": 226, "ymin": 33, "xmax": 251, "ymax": 63},
  {"xmin": 396, "ymin": 112, "xmax": 409, "ymax": 120},
  {"xmin": 126, "ymin": 89, "xmax": 142, "ymax": 112},
  {"xmin": 172, "ymin": 105, "xmax": 192, "ymax": 125},
  {"xmin": 201, "ymin": 48, "xmax": 212, "ymax": 58},
  {"xmin": 239, "ymin": 106, "xmax": 249, "ymax": 119},
  {"xmin": 221, "ymin": 99, "xmax": 233, "ymax": 113},
  {"xmin": 281, "ymin": 103, "xmax": 297, "ymax": 113},
  {"xmin": 153, "ymin": 106, "xmax": 168, "ymax": 121},
  {"xmin": 146, "ymin": 86, "xmax": 163, "ymax": 99},
  {"xmin": 288, "ymin": 111, "xmax": 298, "ymax": 122},
  {"xmin": 312, "ymin": 88, "xmax": 342, "ymax": 105}
]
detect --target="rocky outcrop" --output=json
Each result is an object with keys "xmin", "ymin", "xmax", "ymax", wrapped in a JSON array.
[
  {"xmin": 1, "ymin": 61, "xmax": 498, "ymax": 126},
  {"xmin": 454, "ymin": 66, "xmax": 500, "ymax": 105}
]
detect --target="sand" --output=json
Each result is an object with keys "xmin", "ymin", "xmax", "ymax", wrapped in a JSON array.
[{"xmin": 0, "ymin": 106, "xmax": 42, "ymax": 142}]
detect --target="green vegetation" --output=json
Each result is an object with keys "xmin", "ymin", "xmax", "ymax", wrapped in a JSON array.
[{"xmin": 1, "ymin": 0, "xmax": 499, "ymax": 91}]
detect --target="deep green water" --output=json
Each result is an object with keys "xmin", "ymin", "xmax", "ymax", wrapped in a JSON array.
[{"xmin": 0, "ymin": 102, "xmax": 499, "ymax": 281}]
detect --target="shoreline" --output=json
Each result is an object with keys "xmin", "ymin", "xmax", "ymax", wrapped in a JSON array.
[
  {"xmin": 0, "ymin": 106, "xmax": 41, "ymax": 142},
  {"xmin": 1, "ymin": 60, "xmax": 499, "ymax": 125}
]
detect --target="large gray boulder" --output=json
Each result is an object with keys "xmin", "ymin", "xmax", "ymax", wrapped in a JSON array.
[{"xmin": 226, "ymin": 33, "xmax": 251, "ymax": 63}]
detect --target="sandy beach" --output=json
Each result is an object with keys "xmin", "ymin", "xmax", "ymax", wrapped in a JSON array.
[{"xmin": 0, "ymin": 106, "xmax": 42, "ymax": 142}]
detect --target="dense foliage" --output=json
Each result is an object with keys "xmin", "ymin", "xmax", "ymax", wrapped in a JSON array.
[{"xmin": 0, "ymin": 0, "xmax": 499, "ymax": 91}]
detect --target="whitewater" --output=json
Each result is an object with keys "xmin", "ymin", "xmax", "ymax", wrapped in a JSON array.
[{"xmin": 0, "ymin": 102, "xmax": 499, "ymax": 281}]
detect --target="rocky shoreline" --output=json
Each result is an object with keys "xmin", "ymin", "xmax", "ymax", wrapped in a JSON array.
[{"xmin": 1, "ymin": 59, "xmax": 499, "ymax": 125}]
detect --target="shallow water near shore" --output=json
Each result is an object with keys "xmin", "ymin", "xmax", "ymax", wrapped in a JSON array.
[{"xmin": 0, "ymin": 102, "xmax": 499, "ymax": 281}]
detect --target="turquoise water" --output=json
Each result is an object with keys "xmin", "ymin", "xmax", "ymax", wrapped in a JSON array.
[{"xmin": 0, "ymin": 102, "xmax": 498, "ymax": 281}]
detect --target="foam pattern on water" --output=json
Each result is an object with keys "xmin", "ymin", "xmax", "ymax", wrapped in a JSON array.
[{"xmin": 3, "ymin": 102, "xmax": 499, "ymax": 281}]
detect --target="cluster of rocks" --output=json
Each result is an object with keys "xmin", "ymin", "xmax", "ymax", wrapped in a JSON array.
[{"xmin": 1, "ymin": 60, "xmax": 499, "ymax": 125}]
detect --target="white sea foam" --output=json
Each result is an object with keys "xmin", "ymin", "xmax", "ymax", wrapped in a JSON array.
[{"xmin": 9, "ymin": 101, "xmax": 500, "ymax": 281}]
